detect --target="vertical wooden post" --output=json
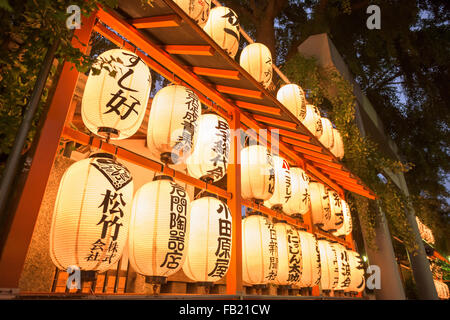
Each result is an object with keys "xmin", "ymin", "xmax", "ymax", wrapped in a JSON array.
[
  {"xmin": 0, "ymin": 13, "xmax": 96, "ymax": 289},
  {"xmin": 226, "ymin": 110, "xmax": 243, "ymax": 296}
]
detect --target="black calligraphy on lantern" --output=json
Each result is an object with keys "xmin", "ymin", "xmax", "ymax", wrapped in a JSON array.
[
  {"xmin": 221, "ymin": 9, "xmax": 240, "ymax": 55},
  {"xmin": 323, "ymin": 189, "xmax": 331, "ymax": 220},
  {"xmin": 331, "ymin": 246, "xmax": 340, "ymax": 288},
  {"xmin": 286, "ymin": 228, "xmax": 302, "ymax": 283},
  {"xmin": 160, "ymin": 183, "xmax": 188, "ymax": 269},
  {"xmin": 284, "ymin": 169, "xmax": 292, "ymax": 203},
  {"xmin": 263, "ymin": 57, "xmax": 273, "ymax": 84},
  {"xmin": 208, "ymin": 204, "xmax": 232, "ymax": 278},
  {"xmin": 340, "ymin": 250, "xmax": 351, "ymax": 289},
  {"xmin": 207, "ymin": 119, "xmax": 230, "ymax": 180},
  {"xmin": 265, "ymin": 220, "xmax": 278, "ymax": 281},
  {"xmin": 267, "ymin": 151, "xmax": 275, "ymax": 195},
  {"xmin": 174, "ymin": 89, "xmax": 199, "ymax": 154}
]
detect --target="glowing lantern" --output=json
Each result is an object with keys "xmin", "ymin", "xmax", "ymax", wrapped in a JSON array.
[
  {"xmin": 330, "ymin": 128, "xmax": 344, "ymax": 159},
  {"xmin": 264, "ymin": 156, "xmax": 292, "ymax": 210},
  {"xmin": 325, "ymin": 190, "xmax": 344, "ymax": 232},
  {"xmin": 147, "ymin": 85, "xmax": 200, "ymax": 164},
  {"xmin": 345, "ymin": 250, "xmax": 365, "ymax": 293},
  {"xmin": 309, "ymin": 182, "xmax": 332, "ymax": 229},
  {"xmin": 173, "ymin": 0, "xmax": 211, "ymax": 27},
  {"xmin": 276, "ymin": 84, "xmax": 307, "ymax": 121},
  {"xmin": 241, "ymin": 145, "xmax": 275, "ymax": 201},
  {"xmin": 282, "ymin": 167, "xmax": 310, "ymax": 216},
  {"xmin": 331, "ymin": 243, "xmax": 352, "ymax": 291},
  {"xmin": 81, "ymin": 49, "xmax": 151, "ymax": 140},
  {"xmin": 242, "ymin": 215, "xmax": 278, "ymax": 285},
  {"xmin": 273, "ymin": 223, "xmax": 302, "ymax": 285},
  {"xmin": 333, "ymin": 200, "xmax": 352, "ymax": 237},
  {"xmin": 240, "ymin": 43, "xmax": 272, "ymax": 88},
  {"xmin": 49, "ymin": 153, "xmax": 133, "ymax": 272},
  {"xmin": 186, "ymin": 113, "xmax": 230, "ymax": 182},
  {"xmin": 298, "ymin": 231, "xmax": 321, "ymax": 287},
  {"xmin": 183, "ymin": 196, "xmax": 232, "ymax": 282},
  {"xmin": 128, "ymin": 176, "xmax": 190, "ymax": 282},
  {"xmin": 319, "ymin": 117, "xmax": 334, "ymax": 149},
  {"xmin": 203, "ymin": 6, "xmax": 240, "ymax": 58},
  {"xmin": 318, "ymin": 240, "xmax": 339, "ymax": 290},
  {"xmin": 434, "ymin": 280, "xmax": 450, "ymax": 300},
  {"xmin": 301, "ymin": 104, "xmax": 322, "ymax": 138}
]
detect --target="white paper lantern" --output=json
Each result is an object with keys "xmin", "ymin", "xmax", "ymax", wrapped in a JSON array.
[
  {"xmin": 331, "ymin": 243, "xmax": 352, "ymax": 291},
  {"xmin": 128, "ymin": 176, "xmax": 190, "ymax": 280},
  {"xmin": 309, "ymin": 182, "xmax": 332, "ymax": 229},
  {"xmin": 173, "ymin": 0, "xmax": 211, "ymax": 27},
  {"xmin": 203, "ymin": 6, "xmax": 240, "ymax": 58},
  {"xmin": 325, "ymin": 190, "xmax": 344, "ymax": 232},
  {"xmin": 333, "ymin": 200, "xmax": 352, "ymax": 236},
  {"xmin": 241, "ymin": 145, "xmax": 275, "ymax": 201},
  {"xmin": 147, "ymin": 85, "xmax": 200, "ymax": 164},
  {"xmin": 330, "ymin": 128, "xmax": 344, "ymax": 159},
  {"xmin": 49, "ymin": 153, "xmax": 133, "ymax": 272},
  {"xmin": 318, "ymin": 240, "xmax": 339, "ymax": 290},
  {"xmin": 434, "ymin": 279, "xmax": 450, "ymax": 300},
  {"xmin": 264, "ymin": 156, "xmax": 292, "ymax": 210},
  {"xmin": 298, "ymin": 231, "xmax": 321, "ymax": 287},
  {"xmin": 301, "ymin": 104, "xmax": 323, "ymax": 138},
  {"xmin": 282, "ymin": 167, "xmax": 310, "ymax": 216},
  {"xmin": 186, "ymin": 113, "xmax": 230, "ymax": 182},
  {"xmin": 240, "ymin": 43, "xmax": 272, "ymax": 88},
  {"xmin": 345, "ymin": 250, "xmax": 365, "ymax": 293},
  {"xmin": 81, "ymin": 49, "xmax": 151, "ymax": 140},
  {"xmin": 319, "ymin": 117, "xmax": 334, "ymax": 149},
  {"xmin": 277, "ymin": 84, "xmax": 307, "ymax": 121},
  {"xmin": 242, "ymin": 215, "xmax": 278, "ymax": 285},
  {"xmin": 183, "ymin": 196, "xmax": 232, "ymax": 283},
  {"xmin": 273, "ymin": 223, "xmax": 302, "ymax": 285}
]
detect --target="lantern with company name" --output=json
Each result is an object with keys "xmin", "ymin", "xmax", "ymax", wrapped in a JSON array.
[
  {"xmin": 242, "ymin": 215, "xmax": 278, "ymax": 285},
  {"xmin": 49, "ymin": 153, "xmax": 133, "ymax": 272},
  {"xmin": 277, "ymin": 84, "xmax": 307, "ymax": 121},
  {"xmin": 309, "ymin": 182, "xmax": 332, "ymax": 229},
  {"xmin": 183, "ymin": 196, "xmax": 232, "ymax": 282},
  {"xmin": 330, "ymin": 128, "xmax": 344, "ymax": 159},
  {"xmin": 81, "ymin": 49, "xmax": 151, "ymax": 140},
  {"xmin": 264, "ymin": 156, "xmax": 292, "ymax": 211},
  {"xmin": 241, "ymin": 145, "xmax": 275, "ymax": 202},
  {"xmin": 187, "ymin": 113, "xmax": 230, "ymax": 182},
  {"xmin": 282, "ymin": 167, "xmax": 310, "ymax": 216},
  {"xmin": 319, "ymin": 117, "xmax": 334, "ymax": 149},
  {"xmin": 318, "ymin": 240, "xmax": 339, "ymax": 290},
  {"xmin": 240, "ymin": 43, "xmax": 272, "ymax": 88},
  {"xmin": 147, "ymin": 85, "xmax": 200, "ymax": 165},
  {"xmin": 173, "ymin": 0, "xmax": 211, "ymax": 27},
  {"xmin": 273, "ymin": 223, "xmax": 302, "ymax": 286},
  {"xmin": 345, "ymin": 250, "xmax": 365, "ymax": 293},
  {"xmin": 128, "ymin": 175, "xmax": 190, "ymax": 282},
  {"xmin": 301, "ymin": 104, "xmax": 323, "ymax": 138},
  {"xmin": 325, "ymin": 190, "xmax": 344, "ymax": 232},
  {"xmin": 203, "ymin": 6, "xmax": 240, "ymax": 58},
  {"xmin": 298, "ymin": 231, "xmax": 321, "ymax": 287},
  {"xmin": 333, "ymin": 200, "xmax": 352, "ymax": 236},
  {"xmin": 331, "ymin": 243, "xmax": 352, "ymax": 291}
]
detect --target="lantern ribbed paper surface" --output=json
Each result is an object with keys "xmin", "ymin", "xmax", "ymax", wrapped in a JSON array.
[
  {"xmin": 187, "ymin": 113, "xmax": 230, "ymax": 182},
  {"xmin": 183, "ymin": 197, "xmax": 232, "ymax": 282},
  {"xmin": 345, "ymin": 250, "xmax": 365, "ymax": 293},
  {"xmin": 241, "ymin": 145, "xmax": 275, "ymax": 201},
  {"xmin": 264, "ymin": 156, "xmax": 292, "ymax": 210},
  {"xmin": 282, "ymin": 167, "xmax": 310, "ymax": 216},
  {"xmin": 319, "ymin": 117, "xmax": 334, "ymax": 149},
  {"xmin": 147, "ymin": 85, "xmax": 200, "ymax": 164},
  {"xmin": 49, "ymin": 154, "xmax": 133, "ymax": 272},
  {"xmin": 298, "ymin": 231, "xmax": 321, "ymax": 287},
  {"xmin": 273, "ymin": 223, "xmax": 302, "ymax": 285},
  {"xmin": 276, "ymin": 84, "xmax": 307, "ymax": 121},
  {"xmin": 333, "ymin": 200, "xmax": 352, "ymax": 236},
  {"xmin": 318, "ymin": 240, "xmax": 339, "ymax": 290},
  {"xmin": 128, "ymin": 176, "xmax": 190, "ymax": 278},
  {"xmin": 325, "ymin": 190, "xmax": 344, "ymax": 232},
  {"xmin": 309, "ymin": 182, "xmax": 332, "ymax": 228},
  {"xmin": 239, "ymin": 43, "xmax": 272, "ymax": 88},
  {"xmin": 81, "ymin": 49, "xmax": 151, "ymax": 140},
  {"xmin": 203, "ymin": 7, "xmax": 240, "ymax": 58},
  {"xmin": 330, "ymin": 128, "xmax": 344, "ymax": 159},
  {"xmin": 434, "ymin": 279, "xmax": 450, "ymax": 300},
  {"xmin": 242, "ymin": 215, "xmax": 278, "ymax": 285},
  {"xmin": 301, "ymin": 104, "xmax": 323, "ymax": 138},
  {"xmin": 173, "ymin": 0, "xmax": 211, "ymax": 27},
  {"xmin": 331, "ymin": 243, "xmax": 352, "ymax": 290}
]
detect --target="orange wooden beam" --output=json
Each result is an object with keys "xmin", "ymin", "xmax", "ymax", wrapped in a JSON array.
[
  {"xmin": 234, "ymin": 100, "xmax": 281, "ymax": 116},
  {"xmin": 93, "ymin": 22, "xmax": 136, "ymax": 52},
  {"xmin": 269, "ymin": 127, "xmax": 311, "ymax": 142},
  {"xmin": 293, "ymin": 146, "xmax": 334, "ymax": 161},
  {"xmin": 304, "ymin": 155, "xmax": 343, "ymax": 169},
  {"xmin": 306, "ymin": 163, "xmax": 344, "ymax": 196},
  {"xmin": 215, "ymin": 85, "xmax": 263, "ymax": 99},
  {"xmin": 162, "ymin": 45, "xmax": 215, "ymax": 56},
  {"xmin": 253, "ymin": 115, "xmax": 297, "ymax": 130},
  {"xmin": 314, "ymin": 163, "xmax": 352, "ymax": 177},
  {"xmin": 281, "ymin": 137, "xmax": 323, "ymax": 152},
  {"xmin": 130, "ymin": 14, "xmax": 181, "ymax": 28},
  {"xmin": 191, "ymin": 67, "xmax": 240, "ymax": 80}
]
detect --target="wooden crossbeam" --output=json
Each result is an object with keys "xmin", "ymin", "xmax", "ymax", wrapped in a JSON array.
[
  {"xmin": 130, "ymin": 14, "xmax": 181, "ymax": 28},
  {"xmin": 215, "ymin": 85, "xmax": 263, "ymax": 99},
  {"xmin": 253, "ymin": 115, "xmax": 297, "ymax": 130},
  {"xmin": 314, "ymin": 163, "xmax": 352, "ymax": 177},
  {"xmin": 293, "ymin": 146, "xmax": 334, "ymax": 161},
  {"xmin": 304, "ymin": 155, "xmax": 343, "ymax": 169},
  {"xmin": 281, "ymin": 137, "xmax": 323, "ymax": 152},
  {"xmin": 191, "ymin": 67, "xmax": 240, "ymax": 80},
  {"xmin": 234, "ymin": 100, "xmax": 281, "ymax": 116},
  {"xmin": 269, "ymin": 127, "xmax": 311, "ymax": 142},
  {"xmin": 306, "ymin": 163, "xmax": 344, "ymax": 196},
  {"xmin": 162, "ymin": 45, "xmax": 215, "ymax": 56}
]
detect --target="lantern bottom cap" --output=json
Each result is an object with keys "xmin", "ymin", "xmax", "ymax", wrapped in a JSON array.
[
  {"xmin": 97, "ymin": 127, "xmax": 120, "ymax": 138},
  {"xmin": 145, "ymin": 276, "xmax": 167, "ymax": 285}
]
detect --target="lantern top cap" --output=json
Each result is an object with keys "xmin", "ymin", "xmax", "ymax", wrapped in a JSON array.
[
  {"xmin": 152, "ymin": 175, "xmax": 174, "ymax": 182},
  {"xmin": 89, "ymin": 152, "xmax": 116, "ymax": 160}
]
